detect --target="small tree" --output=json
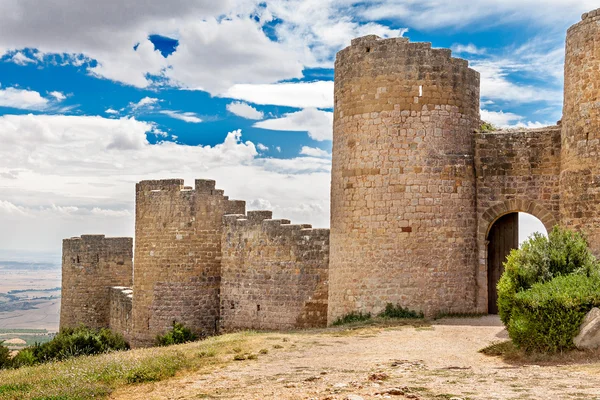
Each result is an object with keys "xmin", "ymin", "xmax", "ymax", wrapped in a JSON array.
[{"xmin": 156, "ymin": 321, "xmax": 198, "ymax": 347}]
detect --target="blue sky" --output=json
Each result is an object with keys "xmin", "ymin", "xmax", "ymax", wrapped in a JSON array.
[{"xmin": 0, "ymin": 0, "xmax": 595, "ymax": 253}]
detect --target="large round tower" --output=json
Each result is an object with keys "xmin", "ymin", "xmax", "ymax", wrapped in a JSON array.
[
  {"xmin": 561, "ymin": 9, "xmax": 600, "ymax": 255},
  {"xmin": 328, "ymin": 35, "xmax": 481, "ymax": 322}
]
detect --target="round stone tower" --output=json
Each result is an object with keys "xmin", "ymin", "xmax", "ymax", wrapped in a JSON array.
[
  {"xmin": 328, "ymin": 35, "xmax": 481, "ymax": 322},
  {"xmin": 561, "ymin": 8, "xmax": 600, "ymax": 255}
]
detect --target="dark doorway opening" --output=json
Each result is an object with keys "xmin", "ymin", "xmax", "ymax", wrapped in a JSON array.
[{"xmin": 487, "ymin": 213, "xmax": 518, "ymax": 314}]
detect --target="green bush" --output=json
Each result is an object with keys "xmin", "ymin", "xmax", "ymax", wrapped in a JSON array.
[
  {"xmin": 480, "ymin": 122, "xmax": 497, "ymax": 133},
  {"xmin": 497, "ymin": 226, "xmax": 599, "ymax": 325},
  {"xmin": 0, "ymin": 341, "xmax": 11, "ymax": 369},
  {"xmin": 11, "ymin": 326, "xmax": 128, "ymax": 368},
  {"xmin": 378, "ymin": 303, "xmax": 424, "ymax": 319},
  {"xmin": 156, "ymin": 321, "xmax": 198, "ymax": 347},
  {"xmin": 509, "ymin": 274, "xmax": 600, "ymax": 352},
  {"xmin": 331, "ymin": 311, "xmax": 372, "ymax": 326}
]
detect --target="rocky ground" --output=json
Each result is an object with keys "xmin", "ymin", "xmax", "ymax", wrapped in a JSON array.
[{"xmin": 110, "ymin": 316, "xmax": 600, "ymax": 400}]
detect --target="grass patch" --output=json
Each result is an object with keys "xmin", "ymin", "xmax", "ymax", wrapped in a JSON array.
[
  {"xmin": 0, "ymin": 331, "xmax": 263, "ymax": 400},
  {"xmin": 378, "ymin": 303, "xmax": 424, "ymax": 319},
  {"xmin": 332, "ymin": 311, "xmax": 372, "ymax": 326}
]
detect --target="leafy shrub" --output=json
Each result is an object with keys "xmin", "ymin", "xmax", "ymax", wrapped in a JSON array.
[
  {"xmin": 480, "ymin": 122, "xmax": 497, "ymax": 132},
  {"xmin": 497, "ymin": 226, "xmax": 599, "ymax": 325},
  {"xmin": 10, "ymin": 348, "xmax": 36, "ymax": 368},
  {"xmin": 378, "ymin": 303, "xmax": 424, "ymax": 319},
  {"xmin": 11, "ymin": 326, "xmax": 128, "ymax": 368},
  {"xmin": 332, "ymin": 311, "xmax": 372, "ymax": 326},
  {"xmin": 156, "ymin": 321, "xmax": 198, "ymax": 347},
  {"xmin": 0, "ymin": 341, "xmax": 11, "ymax": 370},
  {"xmin": 508, "ymin": 274, "xmax": 600, "ymax": 352}
]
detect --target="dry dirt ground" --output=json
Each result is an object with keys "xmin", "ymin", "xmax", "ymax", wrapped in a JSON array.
[{"xmin": 111, "ymin": 316, "xmax": 600, "ymax": 400}]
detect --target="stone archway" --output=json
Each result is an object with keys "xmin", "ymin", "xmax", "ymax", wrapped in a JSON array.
[{"xmin": 476, "ymin": 199, "xmax": 558, "ymax": 313}]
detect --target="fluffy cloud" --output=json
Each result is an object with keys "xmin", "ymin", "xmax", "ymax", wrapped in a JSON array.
[
  {"xmin": 226, "ymin": 102, "xmax": 264, "ymax": 120},
  {"xmin": 0, "ymin": 114, "xmax": 331, "ymax": 251},
  {"xmin": 222, "ymin": 81, "xmax": 334, "ymax": 108},
  {"xmin": 300, "ymin": 146, "xmax": 331, "ymax": 158},
  {"xmin": 130, "ymin": 97, "xmax": 159, "ymax": 111},
  {"xmin": 0, "ymin": 86, "xmax": 50, "ymax": 110},
  {"xmin": 452, "ymin": 43, "xmax": 486, "ymax": 55},
  {"xmin": 9, "ymin": 51, "xmax": 36, "ymax": 66},
  {"xmin": 481, "ymin": 109, "xmax": 551, "ymax": 129},
  {"xmin": 49, "ymin": 91, "xmax": 66, "ymax": 101},
  {"xmin": 254, "ymin": 108, "xmax": 333, "ymax": 141},
  {"xmin": 160, "ymin": 110, "xmax": 202, "ymax": 123}
]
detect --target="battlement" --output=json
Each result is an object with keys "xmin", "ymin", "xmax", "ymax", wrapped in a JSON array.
[
  {"xmin": 136, "ymin": 178, "xmax": 232, "ymax": 196},
  {"xmin": 223, "ymin": 211, "xmax": 329, "ymax": 240},
  {"xmin": 581, "ymin": 8, "xmax": 600, "ymax": 21},
  {"xmin": 337, "ymin": 35, "xmax": 473, "ymax": 73}
]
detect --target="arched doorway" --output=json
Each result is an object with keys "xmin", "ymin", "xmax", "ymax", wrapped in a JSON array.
[{"xmin": 486, "ymin": 212, "xmax": 548, "ymax": 314}]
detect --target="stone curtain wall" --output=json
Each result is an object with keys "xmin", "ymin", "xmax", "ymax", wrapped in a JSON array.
[
  {"xmin": 474, "ymin": 127, "xmax": 562, "ymax": 310},
  {"xmin": 109, "ymin": 287, "xmax": 133, "ymax": 342},
  {"xmin": 329, "ymin": 35, "xmax": 481, "ymax": 321},
  {"xmin": 131, "ymin": 179, "xmax": 245, "ymax": 347},
  {"xmin": 60, "ymin": 235, "xmax": 133, "ymax": 330},
  {"xmin": 561, "ymin": 9, "xmax": 600, "ymax": 256},
  {"xmin": 220, "ymin": 211, "xmax": 329, "ymax": 331}
]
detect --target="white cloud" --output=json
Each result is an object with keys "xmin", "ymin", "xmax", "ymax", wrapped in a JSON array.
[
  {"xmin": 9, "ymin": 51, "xmax": 36, "ymax": 66},
  {"xmin": 130, "ymin": 96, "xmax": 159, "ymax": 111},
  {"xmin": 226, "ymin": 102, "xmax": 264, "ymax": 120},
  {"xmin": 166, "ymin": 18, "xmax": 303, "ymax": 94},
  {"xmin": 300, "ymin": 146, "xmax": 331, "ymax": 158},
  {"xmin": 254, "ymin": 108, "xmax": 333, "ymax": 141},
  {"xmin": 257, "ymin": 143, "xmax": 269, "ymax": 151},
  {"xmin": 160, "ymin": 110, "xmax": 203, "ymax": 123},
  {"xmin": 357, "ymin": 0, "xmax": 597, "ymax": 31},
  {"xmin": 481, "ymin": 109, "xmax": 551, "ymax": 129},
  {"xmin": 222, "ymin": 81, "xmax": 334, "ymax": 109},
  {"xmin": 105, "ymin": 108, "xmax": 119, "ymax": 115},
  {"xmin": 452, "ymin": 43, "xmax": 485, "ymax": 55},
  {"xmin": 0, "ymin": 114, "xmax": 331, "ymax": 251},
  {"xmin": 0, "ymin": 86, "xmax": 49, "ymax": 110},
  {"xmin": 49, "ymin": 91, "xmax": 66, "ymax": 101}
]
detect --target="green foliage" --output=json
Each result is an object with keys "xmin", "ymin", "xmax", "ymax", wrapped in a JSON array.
[
  {"xmin": 155, "ymin": 321, "xmax": 198, "ymax": 347},
  {"xmin": 378, "ymin": 303, "xmax": 424, "ymax": 319},
  {"xmin": 10, "ymin": 326, "xmax": 128, "ymax": 368},
  {"xmin": 497, "ymin": 226, "xmax": 599, "ymax": 325},
  {"xmin": 0, "ymin": 342, "xmax": 10, "ymax": 370},
  {"xmin": 509, "ymin": 274, "xmax": 600, "ymax": 352},
  {"xmin": 10, "ymin": 348, "xmax": 36, "ymax": 368},
  {"xmin": 480, "ymin": 122, "xmax": 497, "ymax": 132},
  {"xmin": 332, "ymin": 311, "xmax": 372, "ymax": 326},
  {"xmin": 0, "ymin": 383, "xmax": 31, "ymax": 395}
]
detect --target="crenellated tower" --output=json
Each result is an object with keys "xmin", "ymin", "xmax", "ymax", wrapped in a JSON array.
[
  {"xmin": 60, "ymin": 235, "xmax": 133, "ymax": 330},
  {"xmin": 328, "ymin": 36, "xmax": 481, "ymax": 321},
  {"xmin": 131, "ymin": 179, "xmax": 245, "ymax": 347}
]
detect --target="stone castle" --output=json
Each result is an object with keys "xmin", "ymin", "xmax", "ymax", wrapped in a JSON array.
[{"xmin": 60, "ymin": 9, "xmax": 600, "ymax": 347}]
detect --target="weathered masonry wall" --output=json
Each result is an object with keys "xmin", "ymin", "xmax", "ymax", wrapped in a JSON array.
[
  {"xmin": 329, "ymin": 35, "xmax": 481, "ymax": 321},
  {"xmin": 60, "ymin": 235, "xmax": 133, "ymax": 330},
  {"xmin": 109, "ymin": 287, "xmax": 133, "ymax": 342},
  {"xmin": 561, "ymin": 8, "xmax": 600, "ymax": 256},
  {"xmin": 474, "ymin": 127, "xmax": 561, "ymax": 310},
  {"xmin": 220, "ymin": 211, "xmax": 329, "ymax": 331},
  {"xmin": 132, "ymin": 179, "xmax": 245, "ymax": 347}
]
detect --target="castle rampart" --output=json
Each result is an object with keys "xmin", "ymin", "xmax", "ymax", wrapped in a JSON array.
[
  {"xmin": 60, "ymin": 235, "xmax": 133, "ymax": 330},
  {"xmin": 220, "ymin": 211, "xmax": 329, "ymax": 331},
  {"xmin": 60, "ymin": 7, "xmax": 600, "ymax": 341},
  {"xmin": 329, "ymin": 35, "xmax": 481, "ymax": 320}
]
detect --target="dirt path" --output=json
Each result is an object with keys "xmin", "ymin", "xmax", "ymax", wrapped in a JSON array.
[{"xmin": 111, "ymin": 316, "xmax": 600, "ymax": 400}]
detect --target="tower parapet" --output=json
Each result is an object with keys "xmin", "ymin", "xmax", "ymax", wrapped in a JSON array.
[
  {"xmin": 561, "ymin": 8, "xmax": 600, "ymax": 255},
  {"xmin": 60, "ymin": 235, "xmax": 133, "ymax": 330},
  {"xmin": 329, "ymin": 36, "xmax": 481, "ymax": 321}
]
